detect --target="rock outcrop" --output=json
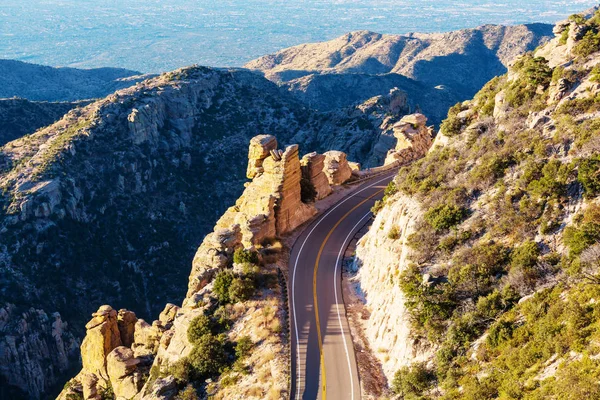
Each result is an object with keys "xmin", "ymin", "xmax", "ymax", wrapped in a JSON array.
[
  {"xmin": 384, "ymin": 113, "xmax": 433, "ymax": 165},
  {"xmin": 246, "ymin": 134, "xmax": 278, "ymax": 179},
  {"xmin": 187, "ymin": 137, "xmax": 320, "ymax": 296},
  {"xmin": 301, "ymin": 152, "xmax": 332, "ymax": 200},
  {"xmin": 323, "ymin": 150, "xmax": 353, "ymax": 185},
  {"xmin": 59, "ymin": 304, "xmax": 177, "ymax": 400}
]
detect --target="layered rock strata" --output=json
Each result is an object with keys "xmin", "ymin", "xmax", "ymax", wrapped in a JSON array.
[{"xmin": 301, "ymin": 152, "xmax": 332, "ymax": 200}]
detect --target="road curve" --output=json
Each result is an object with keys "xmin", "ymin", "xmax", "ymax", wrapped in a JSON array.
[{"xmin": 289, "ymin": 171, "xmax": 396, "ymax": 400}]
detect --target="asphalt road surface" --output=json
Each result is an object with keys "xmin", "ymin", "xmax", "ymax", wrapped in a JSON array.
[{"xmin": 290, "ymin": 171, "xmax": 396, "ymax": 400}]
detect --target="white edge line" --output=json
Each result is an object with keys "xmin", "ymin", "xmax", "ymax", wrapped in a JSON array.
[
  {"xmin": 334, "ymin": 211, "xmax": 372, "ymax": 400},
  {"xmin": 291, "ymin": 173, "xmax": 392, "ymax": 400}
]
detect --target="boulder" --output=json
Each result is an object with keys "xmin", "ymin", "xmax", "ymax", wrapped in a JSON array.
[
  {"xmin": 323, "ymin": 151, "xmax": 353, "ymax": 185},
  {"xmin": 247, "ymin": 135, "xmax": 278, "ymax": 179},
  {"xmin": 301, "ymin": 152, "xmax": 332, "ymax": 200},
  {"xmin": 106, "ymin": 346, "xmax": 144, "ymax": 399}
]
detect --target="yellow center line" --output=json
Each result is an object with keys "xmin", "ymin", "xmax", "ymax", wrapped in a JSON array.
[{"xmin": 313, "ymin": 188, "xmax": 385, "ymax": 400}]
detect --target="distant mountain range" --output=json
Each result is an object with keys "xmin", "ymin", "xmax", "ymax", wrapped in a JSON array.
[{"xmin": 246, "ymin": 24, "xmax": 554, "ymax": 122}]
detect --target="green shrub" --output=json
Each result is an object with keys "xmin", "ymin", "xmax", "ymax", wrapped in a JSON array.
[
  {"xmin": 486, "ymin": 320, "xmax": 514, "ymax": 348},
  {"xmin": 175, "ymin": 384, "xmax": 199, "ymax": 400},
  {"xmin": 578, "ymin": 155, "xmax": 600, "ymax": 197},
  {"xmin": 233, "ymin": 248, "xmax": 259, "ymax": 265},
  {"xmin": 187, "ymin": 314, "xmax": 212, "ymax": 344},
  {"xmin": 213, "ymin": 270, "xmax": 235, "ymax": 303},
  {"xmin": 424, "ymin": 204, "xmax": 467, "ymax": 232},
  {"xmin": 574, "ymin": 29, "xmax": 600, "ymax": 58},
  {"xmin": 188, "ymin": 334, "xmax": 228, "ymax": 377},
  {"xmin": 228, "ymin": 277, "xmax": 255, "ymax": 303},
  {"xmin": 440, "ymin": 103, "xmax": 467, "ymax": 136},
  {"xmin": 169, "ymin": 358, "xmax": 192, "ymax": 384},
  {"xmin": 392, "ymin": 363, "xmax": 434, "ymax": 397},
  {"xmin": 511, "ymin": 240, "xmax": 540, "ymax": 269},
  {"xmin": 505, "ymin": 55, "xmax": 552, "ymax": 108},
  {"xmin": 388, "ymin": 225, "xmax": 401, "ymax": 240},
  {"xmin": 563, "ymin": 205, "xmax": 600, "ymax": 257},
  {"xmin": 235, "ymin": 336, "xmax": 253, "ymax": 359},
  {"xmin": 300, "ymin": 177, "xmax": 317, "ymax": 203}
]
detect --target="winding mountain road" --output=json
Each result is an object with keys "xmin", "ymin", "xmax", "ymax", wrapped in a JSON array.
[{"xmin": 289, "ymin": 171, "xmax": 396, "ymax": 400}]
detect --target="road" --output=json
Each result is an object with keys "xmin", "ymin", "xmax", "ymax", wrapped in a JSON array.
[{"xmin": 289, "ymin": 171, "xmax": 396, "ymax": 400}]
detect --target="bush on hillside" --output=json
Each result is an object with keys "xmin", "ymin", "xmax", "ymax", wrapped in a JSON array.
[
  {"xmin": 233, "ymin": 248, "xmax": 259, "ymax": 265},
  {"xmin": 392, "ymin": 363, "xmax": 434, "ymax": 397},
  {"xmin": 424, "ymin": 204, "xmax": 467, "ymax": 232}
]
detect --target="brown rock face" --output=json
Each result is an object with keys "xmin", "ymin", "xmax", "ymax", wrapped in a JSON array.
[
  {"xmin": 384, "ymin": 113, "xmax": 433, "ymax": 165},
  {"xmin": 81, "ymin": 305, "xmax": 122, "ymax": 380},
  {"xmin": 273, "ymin": 145, "xmax": 317, "ymax": 234},
  {"xmin": 323, "ymin": 151, "xmax": 353, "ymax": 185},
  {"xmin": 247, "ymin": 134, "xmax": 278, "ymax": 179},
  {"xmin": 106, "ymin": 346, "xmax": 144, "ymax": 399},
  {"xmin": 301, "ymin": 152, "xmax": 332, "ymax": 200}
]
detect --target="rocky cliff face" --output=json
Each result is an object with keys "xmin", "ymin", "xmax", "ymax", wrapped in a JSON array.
[
  {"xmin": 58, "ymin": 135, "xmax": 356, "ymax": 400},
  {"xmin": 245, "ymin": 24, "xmax": 553, "ymax": 123},
  {"xmin": 0, "ymin": 59, "xmax": 149, "ymax": 102},
  {"xmin": 352, "ymin": 8, "xmax": 600, "ymax": 397},
  {"xmin": 0, "ymin": 65, "xmax": 391, "ymax": 398}
]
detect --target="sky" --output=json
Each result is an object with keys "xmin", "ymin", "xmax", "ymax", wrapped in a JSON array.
[{"xmin": 0, "ymin": 0, "xmax": 598, "ymax": 73}]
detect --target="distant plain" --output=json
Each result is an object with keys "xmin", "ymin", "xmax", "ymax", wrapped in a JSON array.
[{"xmin": 1, "ymin": 0, "xmax": 598, "ymax": 72}]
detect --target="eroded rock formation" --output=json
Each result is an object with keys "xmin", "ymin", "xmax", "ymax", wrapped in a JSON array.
[
  {"xmin": 323, "ymin": 150, "xmax": 353, "ymax": 185},
  {"xmin": 384, "ymin": 113, "xmax": 433, "ymax": 166},
  {"xmin": 301, "ymin": 152, "xmax": 332, "ymax": 200}
]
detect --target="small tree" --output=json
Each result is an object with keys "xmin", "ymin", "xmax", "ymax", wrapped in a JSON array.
[
  {"xmin": 188, "ymin": 334, "xmax": 228, "ymax": 378},
  {"xmin": 213, "ymin": 271, "xmax": 234, "ymax": 303},
  {"xmin": 233, "ymin": 248, "xmax": 259, "ymax": 265},
  {"xmin": 229, "ymin": 277, "xmax": 255, "ymax": 303},
  {"xmin": 187, "ymin": 314, "xmax": 212, "ymax": 344},
  {"xmin": 235, "ymin": 336, "xmax": 253, "ymax": 359}
]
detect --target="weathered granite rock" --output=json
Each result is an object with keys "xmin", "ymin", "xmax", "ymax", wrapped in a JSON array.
[
  {"xmin": 132, "ymin": 319, "xmax": 163, "ymax": 358},
  {"xmin": 117, "ymin": 309, "xmax": 138, "ymax": 348},
  {"xmin": 384, "ymin": 113, "xmax": 433, "ymax": 165},
  {"xmin": 81, "ymin": 306, "xmax": 122, "ymax": 380},
  {"xmin": 106, "ymin": 346, "xmax": 144, "ymax": 400},
  {"xmin": 301, "ymin": 152, "xmax": 332, "ymax": 200},
  {"xmin": 247, "ymin": 134, "xmax": 278, "ymax": 179},
  {"xmin": 323, "ymin": 151, "xmax": 353, "ymax": 185}
]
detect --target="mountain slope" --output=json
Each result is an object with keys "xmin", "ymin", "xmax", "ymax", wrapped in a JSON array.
[
  {"xmin": 245, "ymin": 24, "xmax": 554, "ymax": 122},
  {"xmin": 351, "ymin": 10, "xmax": 600, "ymax": 398},
  {"xmin": 0, "ymin": 66, "xmax": 410, "ymax": 398},
  {"xmin": 0, "ymin": 59, "xmax": 149, "ymax": 102},
  {"xmin": 0, "ymin": 98, "xmax": 91, "ymax": 146}
]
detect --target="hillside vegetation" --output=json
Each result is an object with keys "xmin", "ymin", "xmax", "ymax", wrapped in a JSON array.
[{"xmin": 373, "ymin": 9, "xmax": 600, "ymax": 399}]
